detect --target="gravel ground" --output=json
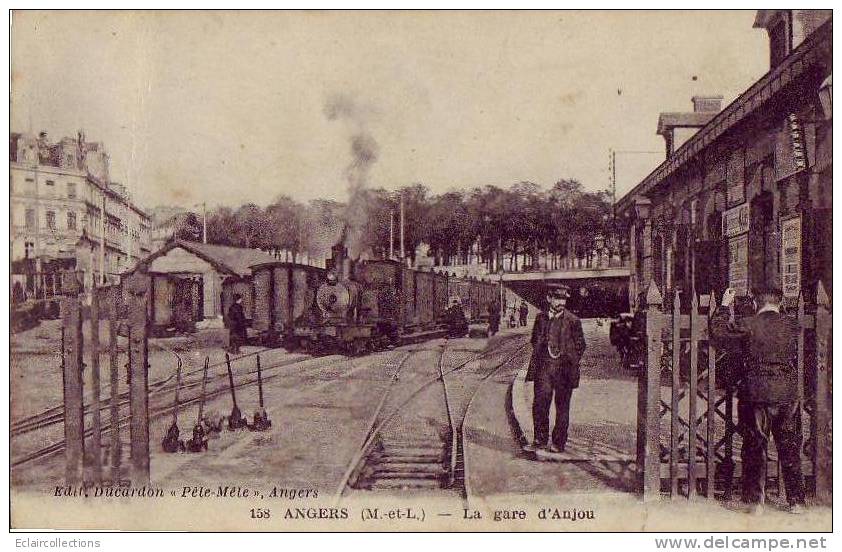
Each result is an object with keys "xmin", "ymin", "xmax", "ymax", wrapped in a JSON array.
[{"xmin": 11, "ymin": 320, "xmax": 830, "ymax": 531}]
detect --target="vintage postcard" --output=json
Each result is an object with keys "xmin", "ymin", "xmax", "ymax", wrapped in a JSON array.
[{"xmin": 8, "ymin": 10, "xmax": 832, "ymax": 532}]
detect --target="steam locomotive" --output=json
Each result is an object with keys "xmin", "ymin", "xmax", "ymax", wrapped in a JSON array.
[{"xmin": 288, "ymin": 244, "xmax": 498, "ymax": 354}]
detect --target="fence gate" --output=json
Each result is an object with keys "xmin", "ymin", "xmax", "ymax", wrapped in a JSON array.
[
  {"xmin": 636, "ymin": 280, "xmax": 832, "ymax": 504},
  {"xmin": 61, "ymin": 270, "xmax": 152, "ymax": 487}
]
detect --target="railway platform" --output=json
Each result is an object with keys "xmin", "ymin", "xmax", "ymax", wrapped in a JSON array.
[{"xmin": 461, "ymin": 324, "xmax": 831, "ymax": 531}]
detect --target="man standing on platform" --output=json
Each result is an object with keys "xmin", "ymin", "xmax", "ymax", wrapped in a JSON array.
[
  {"xmin": 488, "ymin": 299, "xmax": 501, "ymax": 335},
  {"xmin": 525, "ymin": 284, "xmax": 586, "ymax": 454},
  {"xmin": 710, "ymin": 287, "xmax": 806, "ymax": 515},
  {"xmin": 519, "ymin": 301, "xmax": 529, "ymax": 327},
  {"xmin": 226, "ymin": 293, "xmax": 247, "ymax": 354}
]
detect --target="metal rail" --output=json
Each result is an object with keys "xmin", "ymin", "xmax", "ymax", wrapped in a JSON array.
[
  {"xmin": 459, "ymin": 339, "xmax": 530, "ymax": 505},
  {"xmin": 438, "ymin": 345, "xmax": 458, "ymax": 488},
  {"xmin": 335, "ymin": 338, "xmax": 530, "ymax": 502},
  {"xmin": 10, "ymin": 352, "xmax": 341, "ymax": 468},
  {"xmin": 10, "ymin": 342, "xmax": 296, "ymax": 438}
]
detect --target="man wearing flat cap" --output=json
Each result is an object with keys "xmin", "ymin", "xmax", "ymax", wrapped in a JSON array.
[
  {"xmin": 710, "ymin": 286, "xmax": 806, "ymax": 515},
  {"xmin": 525, "ymin": 284, "xmax": 586, "ymax": 454}
]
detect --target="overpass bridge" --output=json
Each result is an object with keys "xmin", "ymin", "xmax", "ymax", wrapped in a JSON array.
[{"xmin": 500, "ymin": 265, "xmax": 630, "ymax": 318}]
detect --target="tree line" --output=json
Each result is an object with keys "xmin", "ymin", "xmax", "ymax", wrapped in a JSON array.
[{"xmin": 174, "ymin": 179, "xmax": 616, "ymax": 271}]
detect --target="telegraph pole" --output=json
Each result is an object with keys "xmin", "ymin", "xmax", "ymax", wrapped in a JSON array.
[
  {"xmin": 202, "ymin": 202, "xmax": 207, "ymax": 244},
  {"xmin": 612, "ymin": 149, "xmax": 617, "ymax": 216},
  {"xmin": 399, "ymin": 193, "xmax": 405, "ymax": 265},
  {"xmin": 389, "ymin": 209, "xmax": 395, "ymax": 260},
  {"xmin": 610, "ymin": 148, "xmax": 662, "ymax": 266}
]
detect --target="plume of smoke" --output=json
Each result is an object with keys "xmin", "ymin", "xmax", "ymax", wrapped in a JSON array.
[
  {"xmin": 301, "ymin": 199, "xmax": 344, "ymax": 266},
  {"xmin": 324, "ymin": 93, "xmax": 380, "ymax": 259}
]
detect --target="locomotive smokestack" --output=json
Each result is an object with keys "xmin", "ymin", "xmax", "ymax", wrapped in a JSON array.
[{"xmin": 329, "ymin": 242, "xmax": 348, "ymax": 274}]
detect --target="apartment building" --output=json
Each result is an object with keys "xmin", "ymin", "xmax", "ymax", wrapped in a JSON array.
[{"xmin": 10, "ymin": 130, "xmax": 152, "ymax": 291}]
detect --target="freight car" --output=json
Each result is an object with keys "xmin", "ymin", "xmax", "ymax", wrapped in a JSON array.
[
  {"xmin": 249, "ymin": 260, "xmax": 325, "ymax": 346},
  {"xmin": 288, "ymin": 244, "xmax": 499, "ymax": 355}
]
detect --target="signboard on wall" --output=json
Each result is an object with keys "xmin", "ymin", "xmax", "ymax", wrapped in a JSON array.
[
  {"xmin": 726, "ymin": 148, "xmax": 745, "ymax": 207},
  {"xmin": 781, "ymin": 216, "xmax": 802, "ymax": 298},
  {"xmin": 728, "ymin": 234, "xmax": 749, "ymax": 296},
  {"xmin": 775, "ymin": 114, "xmax": 807, "ymax": 181},
  {"xmin": 722, "ymin": 203, "xmax": 750, "ymax": 238}
]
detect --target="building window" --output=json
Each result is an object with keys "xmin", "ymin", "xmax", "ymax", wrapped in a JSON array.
[
  {"xmin": 25, "ymin": 177, "xmax": 34, "ymax": 183},
  {"xmin": 67, "ymin": 212, "xmax": 77, "ymax": 230},
  {"xmin": 46, "ymin": 211, "xmax": 56, "ymax": 230},
  {"xmin": 25, "ymin": 208, "xmax": 35, "ymax": 229},
  {"xmin": 67, "ymin": 182, "xmax": 77, "ymax": 199},
  {"xmin": 24, "ymin": 241, "xmax": 34, "ymax": 258},
  {"xmin": 46, "ymin": 179, "xmax": 55, "ymax": 187}
]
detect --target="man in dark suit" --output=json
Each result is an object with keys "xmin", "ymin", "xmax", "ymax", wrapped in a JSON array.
[
  {"xmin": 488, "ymin": 300, "xmax": 501, "ymax": 335},
  {"xmin": 525, "ymin": 284, "xmax": 586, "ymax": 454},
  {"xmin": 519, "ymin": 301, "xmax": 530, "ymax": 327},
  {"xmin": 710, "ymin": 286, "xmax": 806, "ymax": 515},
  {"xmin": 227, "ymin": 293, "xmax": 247, "ymax": 354},
  {"xmin": 446, "ymin": 298, "xmax": 468, "ymax": 337}
]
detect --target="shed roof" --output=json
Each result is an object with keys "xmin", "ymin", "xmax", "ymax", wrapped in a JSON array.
[{"xmin": 139, "ymin": 239, "xmax": 277, "ymax": 278}]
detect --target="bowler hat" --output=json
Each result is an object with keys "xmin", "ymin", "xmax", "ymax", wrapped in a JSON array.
[{"xmin": 545, "ymin": 284, "xmax": 570, "ymax": 298}]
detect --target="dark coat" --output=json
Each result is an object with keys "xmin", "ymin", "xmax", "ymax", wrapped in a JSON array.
[
  {"xmin": 709, "ymin": 306, "xmax": 799, "ymax": 403},
  {"xmin": 446, "ymin": 304, "xmax": 468, "ymax": 335},
  {"xmin": 227, "ymin": 302, "xmax": 247, "ymax": 338},
  {"xmin": 527, "ymin": 309, "xmax": 586, "ymax": 387}
]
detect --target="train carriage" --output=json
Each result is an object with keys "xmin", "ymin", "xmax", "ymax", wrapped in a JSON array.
[
  {"xmin": 401, "ymin": 265, "xmax": 416, "ymax": 329},
  {"xmin": 414, "ymin": 271, "xmax": 437, "ymax": 328},
  {"xmin": 250, "ymin": 261, "xmax": 325, "ymax": 345},
  {"xmin": 431, "ymin": 270, "xmax": 449, "ymax": 323}
]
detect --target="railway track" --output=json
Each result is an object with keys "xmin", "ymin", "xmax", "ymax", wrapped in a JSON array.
[
  {"xmin": 10, "ymin": 349, "xmax": 342, "ymax": 468},
  {"xmin": 10, "ymin": 345, "xmax": 286, "ymax": 438},
  {"xmin": 336, "ymin": 336, "xmax": 529, "ymax": 502}
]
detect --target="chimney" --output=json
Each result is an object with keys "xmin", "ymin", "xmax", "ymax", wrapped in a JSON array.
[
  {"xmin": 658, "ymin": 95, "xmax": 723, "ymax": 158},
  {"xmin": 692, "ymin": 95, "xmax": 723, "ymax": 113}
]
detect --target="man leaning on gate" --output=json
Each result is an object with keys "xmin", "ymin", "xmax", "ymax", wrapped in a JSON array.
[
  {"xmin": 524, "ymin": 284, "xmax": 586, "ymax": 455},
  {"xmin": 710, "ymin": 286, "xmax": 807, "ymax": 515}
]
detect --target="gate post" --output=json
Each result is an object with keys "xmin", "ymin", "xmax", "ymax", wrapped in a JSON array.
[
  {"xmin": 813, "ymin": 281, "xmax": 831, "ymax": 505},
  {"xmin": 89, "ymin": 286, "xmax": 103, "ymax": 484},
  {"xmin": 60, "ymin": 271, "xmax": 84, "ymax": 485},
  {"xmin": 108, "ymin": 285, "xmax": 123, "ymax": 484},
  {"xmin": 125, "ymin": 271, "xmax": 151, "ymax": 485},
  {"xmin": 637, "ymin": 280, "xmax": 664, "ymax": 501}
]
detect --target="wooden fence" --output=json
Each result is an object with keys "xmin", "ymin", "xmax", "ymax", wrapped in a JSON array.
[
  {"xmin": 636, "ymin": 280, "xmax": 832, "ymax": 504},
  {"xmin": 61, "ymin": 270, "xmax": 152, "ymax": 486}
]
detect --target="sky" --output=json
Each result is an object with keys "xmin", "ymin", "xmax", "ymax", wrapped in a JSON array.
[{"xmin": 11, "ymin": 11, "xmax": 769, "ymax": 211}]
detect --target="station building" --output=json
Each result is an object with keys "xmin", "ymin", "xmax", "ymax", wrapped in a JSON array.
[{"xmin": 616, "ymin": 10, "xmax": 832, "ymax": 309}]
